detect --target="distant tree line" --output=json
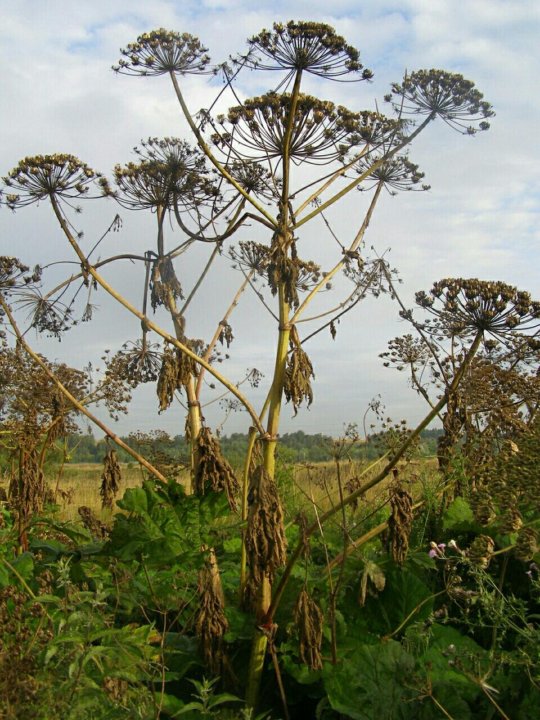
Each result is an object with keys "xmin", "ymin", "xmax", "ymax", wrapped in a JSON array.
[{"xmin": 17, "ymin": 428, "xmax": 439, "ymax": 468}]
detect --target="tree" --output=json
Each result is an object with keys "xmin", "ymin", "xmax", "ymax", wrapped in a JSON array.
[{"xmin": 1, "ymin": 20, "xmax": 497, "ymax": 707}]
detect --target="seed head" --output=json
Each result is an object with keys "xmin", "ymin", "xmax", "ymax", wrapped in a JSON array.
[
  {"xmin": 357, "ymin": 154, "xmax": 430, "ymax": 194},
  {"xmin": 415, "ymin": 279, "xmax": 540, "ymax": 340},
  {"xmin": 114, "ymin": 137, "xmax": 217, "ymax": 211},
  {"xmin": 217, "ymin": 94, "xmax": 395, "ymax": 164},
  {"xmin": 386, "ymin": 69, "xmax": 494, "ymax": 134},
  {"xmin": 2, "ymin": 154, "xmax": 111, "ymax": 208},
  {"xmin": 114, "ymin": 29, "xmax": 212, "ymax": 76},
  {"xmin": 246, "ymin": 21, "xmax": 372, "ymax": 80}
]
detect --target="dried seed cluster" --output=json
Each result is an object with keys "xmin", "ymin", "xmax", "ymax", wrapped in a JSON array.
[
  {"xmin": 415, "ymin": 279, "xmax": 540, "ymax": 340},
  {"xmin": 284, "ymin": 331, "xmax": 315, "ymax": 415},
  {"xmin": 9, "ymin": 446, "xmax": 46, "ymax": 524},
  {"xmin": 247, "ymin": 21, "xmax": 371, "ymax": 79},
  {"xmin": 357, "ymin": 154, "xmax": 429, "ymax": 194},
  {"xmin": 216, "ymin": 94, "xmax": 398, "ymax": 164},
  {"xmin": 194, "ymin": 552, "xmax": 229, "ymax": 675},
  {"xmin": 114, "ymin": 29, "xmax": 212, "ymax": 76},
  {"xmin": 294, "ymin": 589, "xmax": 324, "ymax": 670},
  {"xmin": 78, "ymin": 505, "xmax": 110, "ymax": 539},
  {"xmin": 156, "ymin": 343, "xmax": 198, "ymax": 412},
  {"xmin": 194, "ymin": 427, "xmax": 239, "ymax": 509},
  {"xmin": 114, "ymin": 137, "xmax": 217, "ymax": 211},
  {"xmin": 100, "ymin": 448, "xmax": 122, "ymax": 509},
  {"xmin": 386, "ymin": 69, "xmax": 494, "ymax": 134},
  {"xmin": 469, "ymin": 417, "xmax": 540, "ymax": 562},
  {"xmin": 467, "ymin": 534, "xmax": 495, "ymax": 569},
  {"xmin": 387, "ymin": 481, "xmax": 413, "ymax": 565},
  {"xmin": 2, "ymin": 154, "xmax": 111, "ymax": 208},
  {"xmin": 150, "ymin": 257, "xmax": 184, "ymax": 311},
  {"xmin": 246, "ymin": 466, "xmax": 288, "ymax": 584}
]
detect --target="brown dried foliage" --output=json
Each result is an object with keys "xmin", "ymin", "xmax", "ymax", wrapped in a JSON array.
[
  {"xmin": 157, "ymin": 344, "xmax": 198, "ymax": 412},
  {"xmin": 245, "ymin": 465, "xmax": 287, "ymax": 585},
  {"xmin": 193, "ymin": 427, "xmax": 239, "ymax": 509},
  {"xmin": 100, "ymin": 448, "xmax": 122, "ymax": 509},
  {"xmin": 78, "ymin": 506, "xmax": 110, "ymax": 539},
  {"xmin": 150, "ymin": 256, "xmax": 183, "ymax": 311},
  {"xmin": 294, "ymin": 589, "xmax": 324, "ymax": 670},
  {"xmin": 387, "ymin": 480, "xmax": 413, "ymax": 565},
  {"xmin": 194, "ymin": 550, "xmax": 229, "ymax": 676},
  {"xmin": 284, "ymin": 329, "xmax": 315, "ymax": 415},
  {"xmin": 9, "ymin": 446, "xmax": 46, "ymax": 523}
]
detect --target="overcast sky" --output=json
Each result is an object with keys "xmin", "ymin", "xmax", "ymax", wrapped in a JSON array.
[{"xmin": 1, "ymin": 0, "xmax": 539, "ymax": 439}]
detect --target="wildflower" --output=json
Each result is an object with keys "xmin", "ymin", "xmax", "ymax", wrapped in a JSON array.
[
  {"xmin": 447, "ymin": 539, "xmax": 462, "ymax": 552},
  {"xmin": 429, "ymin": 541, "xmax": 446, "ymax": 558}
]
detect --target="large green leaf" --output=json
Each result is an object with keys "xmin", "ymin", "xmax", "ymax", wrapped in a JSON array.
[
  {"xmin": 323, "ymin": 640, "xmax": 415, "ymax": 720},
  {"xmin": 442, "ymin": 497, "xmax": 476, "ymax": 533},
  {"xmin": 412, "ymin": 624, "xmax": 484, "ymax": 717},
  {"xmin": 360, "ymin": 566, "xmax": 434, "ymax": 635}
]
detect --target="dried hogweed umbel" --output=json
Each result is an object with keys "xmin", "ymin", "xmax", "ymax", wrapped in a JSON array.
[
  {"xmin": 113, "ymin": 29, "xmax": 212, "ymax": 77},
  {"xmin": 386, "ymin": 69, "xmax": 494, "ymax": 134},
  {"xmin": 245, "ymin": 465, "xmax": 288, "ymax": 585},
  {"xmin": 387, "ymin": 479, "xmax": 413, "ymax": 565},
  {"xmin": 194, "ymin": 550, "xmax": 229, "ymax": 676},
  {"xmin": 194, "ymin": 427, "xmax": 239, "ymax": 510},
  {"xmin": 294, "ymin": 589, "xmax": 324, "ymax": 670},
  {"xmin": 2, "ymin": 154, "xmax": 111, "ymax": 208},
  {"xmin": 100, "ymin": 448, "xmax": 122, "ymax": 509},
  {"xmin": 246, "ymin": 20, "xmax": 372, "ymax": 79}
]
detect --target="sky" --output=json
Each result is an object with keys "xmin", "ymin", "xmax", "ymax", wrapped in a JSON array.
[{"xmin": 1, "ymin": 0, "xmax": 539, "ymax": 439}]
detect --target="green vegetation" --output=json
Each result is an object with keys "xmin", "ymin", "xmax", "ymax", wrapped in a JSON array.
[{"xmin": 0, "ymin": 428, "xmax": 440, "ymax": 468}]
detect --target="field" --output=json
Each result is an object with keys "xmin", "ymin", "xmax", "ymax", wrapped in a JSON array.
[{"xmin": 1, "ymin": 457, "xmax": 438, "ymax": 523}]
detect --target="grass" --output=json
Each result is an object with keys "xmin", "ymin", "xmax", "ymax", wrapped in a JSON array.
[{"xmin": 0, "ymin": 456, "xmax": 439, "ymax": 524}]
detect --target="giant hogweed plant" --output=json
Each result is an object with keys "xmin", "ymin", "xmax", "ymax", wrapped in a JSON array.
[
  {"xmin": 0, "ymin": 20, "xmax": 500, "ymax": 709},
  {"xmin": 380, "ymin": 276, "xmax": 540, "ymax": 487}
]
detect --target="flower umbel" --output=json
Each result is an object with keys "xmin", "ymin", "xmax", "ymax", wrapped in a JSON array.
[
  {"xmin": 114, "ymin": 138, "xmax": 217, "ymax": 211},
  {"xmin": 113, "ymin": 29, "xmax": 212, "ymax": 76},
  {"xmin": 386, "ymin": 69, "xmax": 494, "ymax": 134},
  {"xmin": 3, "ymin": 154, "xmax": 111, "ymax": 208},
  {"xmin": 415, "ymin": 279, "xmax": 540, "ymax": 340},
  {"xmin": 246, "ymin": 20, "xmax": 372, "ymax": 80},
  {"xmin": 357, "ymin": 154, "xmax": 430, "ymax": 194},
  {"xmin": 216, "ymin": 94, "xmax": 399, "ymax": 164}
]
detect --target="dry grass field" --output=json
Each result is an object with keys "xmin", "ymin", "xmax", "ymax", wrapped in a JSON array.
[{"xmin": 0, "ymin": 456, "xmax": 439, "ymax": 523}]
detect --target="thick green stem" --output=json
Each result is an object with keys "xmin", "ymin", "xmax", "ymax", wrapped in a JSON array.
[
  {"xmin": 239, "ymin": 427, "xmax": 258, "ymax": 596},
  {"xmin": 245, "ymin": 285, "xmax": 291, "ymax": 708},
  {"xmin": 245, "ymin": 70, "xmax": 304, "ymax": 709}
]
